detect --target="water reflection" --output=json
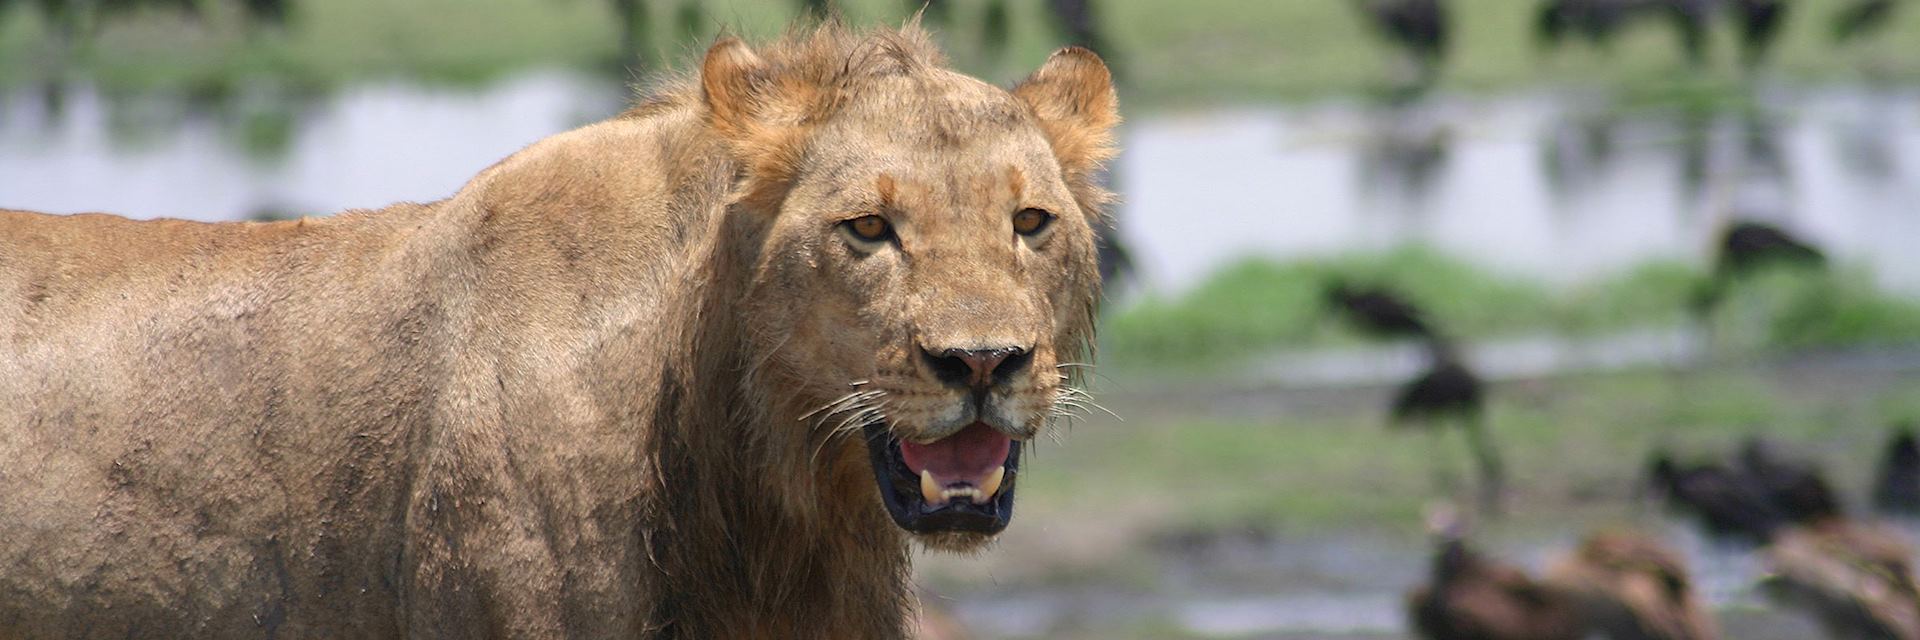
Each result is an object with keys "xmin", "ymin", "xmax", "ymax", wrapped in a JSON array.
[
  {"xmin": 1122, "ymin": 88, "xmax": 1920, "ymax": 297},
  {"xmin": 0, "ymin": 71, "xmax": 627, "ymax": 220},
  {"xmin": 1357, "ymin": 102, "xmax": 1452, "ymax": 220}
]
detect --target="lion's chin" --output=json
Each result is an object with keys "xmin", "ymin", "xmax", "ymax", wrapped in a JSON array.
[
  {"xmin": 863, "ymin": 421, "xmax": 1021, "ymax": 537},
  {"xmin": 913, "ymin": 531, "xmax": 997, "ymax": 554}
]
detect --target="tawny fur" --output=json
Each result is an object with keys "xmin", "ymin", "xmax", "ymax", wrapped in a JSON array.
[{"xmin": 0, "ymin": 22, "xmax": 1116, "ymax": 639}]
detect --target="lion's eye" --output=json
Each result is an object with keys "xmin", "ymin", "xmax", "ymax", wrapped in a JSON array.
[
  {"xmin": 843, "ymin": 215, "xmax": 893, "ymax": 243},
  {"xmin": 1013, "ymin": 208, "xmax": 1053, "ymax": 236}
]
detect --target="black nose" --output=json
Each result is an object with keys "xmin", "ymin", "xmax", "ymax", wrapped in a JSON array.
[{"xmin": 921, "ymin": 346, "xmax": 1032, "ymax": 390}]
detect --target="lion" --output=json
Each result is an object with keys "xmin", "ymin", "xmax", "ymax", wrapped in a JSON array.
[{"xmin": 0, "ymin": 23, "xmax": 1116, "ymax": 639}]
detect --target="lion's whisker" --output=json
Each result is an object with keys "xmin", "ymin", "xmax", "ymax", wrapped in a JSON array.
[
  {"xmin": 1055, "ymin": 386, "xmax": 1119, "ymax": 421},
  {"xmin": 800, "ymin": 390, "xmax": 868, "ymax": 422},
  {"xmin": 804, "ymin": 391, "xmax": 888, "ymax": 468}
]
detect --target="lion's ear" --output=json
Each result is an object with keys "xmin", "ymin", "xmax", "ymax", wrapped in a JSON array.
[
  {"xmin": 701, "ymin": 37, "xmax": 814, "ymax": 211},
  {"xmin": 702, "ymin": 37, "xmax": 772, "ymax": 140},
  {"xmin": 1012, "ymin": 47, "xmax": 1120, "ymax": 179}
]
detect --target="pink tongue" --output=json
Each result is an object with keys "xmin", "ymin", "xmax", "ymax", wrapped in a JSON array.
[{"xmin": 899, "ymin": 422, "xmax": 1011, "ymax": 485}]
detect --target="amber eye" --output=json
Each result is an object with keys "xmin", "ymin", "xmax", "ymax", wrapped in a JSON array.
[
  {"xmin": 843, "ymin": 215, "xmax": 893, "ymax": 242},
  {"xmin": 1013, "ymin": 208, "xmax": 1053, "ymax": 236}
]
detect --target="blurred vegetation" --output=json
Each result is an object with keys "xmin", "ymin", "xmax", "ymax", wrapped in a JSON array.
[
  {"xmin": 1101, "ymin": 247, "xmax": 1920, "ymax": 370},
  {"xmin": 2, "ymin": 0, "xmax": 1919, "ymax": 106}
]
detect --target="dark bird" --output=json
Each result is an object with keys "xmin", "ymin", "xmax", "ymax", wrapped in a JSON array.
[
  {"xmin": 1692, "ymin": 221, "xmax": 1828, "ymax": 318},
  {"xmin": 1762, "ymin": 521, "xmax": 1920, "ymax": 639},
  {"xmin": 1731, "ymin": 0, "xmax": 1788, "ymax": 67},
  {"xmin": 1834, "ymin": 0, "xmax": 1899, "ymax": 44},
  {"xmin": 1410, "ymin": 509, "xmax": 1588, "ymax": 640},
  {"xmin": 1647, "ymin": 452, "xmax": 1787, "ymax": 544},
  {"xmin": 1095, "ymin": 225, "xmax": 1134, "ymax": 293},
  {"xmin": 237, "ymin": 0, "xmax": 292, "ymax": 29},
  {"xmin": 1355, "ymin": 0, "xmax": 1451, "ymax": 87},
  {"xmin": 1737, "ymin": 437, "xmax": 1844, "ymax": 526},
  {"xmin": 1660, "ymin": 0, "xmax": 1717, "ymax": 67},
  {"xmin": 1326, "ymin": 280, "xmax": 1435, "ymax": 340},
  {"xmin": 907, "ymin": 0, "xmax": 953, "ymax": 27},
  {"xmin": 796, "ymin": 0, "xmax": 831, "ymax": 16},
  {"xmin": 1545, "ymin": 530, "xmax": 1721, "ymax": 640},
  {"xmin": 1717, "ymin": 221, "xmax": 1827, "ymax": 276},
  {"xmin": 1393, "ymin": 350, "xmax": 1505, "ymax": 516},
  {"xmin": 1537, "ymin": 0, "xmax": 1646, "ymax": 50},
  {"xmin": 1874, "ymin": 424, "xmax": 1920, "ymax": 517},
  {"xmin": 981, "ymin": 0, "xmax": 1011, "ymax": 56},
  {"xmin": 1044, "ymin": 0, "xmax": 1114, "ymax": 57}
]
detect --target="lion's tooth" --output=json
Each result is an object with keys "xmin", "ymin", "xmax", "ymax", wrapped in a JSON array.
[
  {"xmin": 920, "ymin": 470, "xmax": 944, "ymax": 506},
  {"xmin": 975, "ymin": 466, "xmax": 1006, "ymax": 504}
]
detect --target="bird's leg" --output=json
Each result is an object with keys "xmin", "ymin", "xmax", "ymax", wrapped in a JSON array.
[
  {"xmin": 1426, "ymin": 425, "xmax": 1463, "ymax": 498},
  {"xmin": 1460, "ymin": 411, "xmax": 1507, "ymax": 519}
]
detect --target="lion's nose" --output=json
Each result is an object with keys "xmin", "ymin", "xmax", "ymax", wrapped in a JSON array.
[{"xmin": 921, "ymin": 346, "xmax": 1032, "ymax": 390}]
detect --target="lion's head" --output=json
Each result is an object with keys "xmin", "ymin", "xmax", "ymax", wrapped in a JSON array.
[{"xmin": 696, "ymin": 25, "xmax": 1116, "ymax": 550}]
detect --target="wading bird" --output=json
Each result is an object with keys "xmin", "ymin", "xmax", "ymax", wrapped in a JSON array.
[
  {"xmin": 1538, "ymin": 0, "xmax": 1646, "ymax": 51},
  {"xmin": 1692, "ymin": 220, "xmax": 1828, "ymax": 319},
  {"xmin": 1394, "ymin": 347, "xmax": 1505, "ymax": 516},
  {"xmin": 1660, "ymin": 0, "xmax": 1717, "ymax": 67},
  {"xmin": 1835, "ymin": 0, "xmax": 1899, "ymax": 43},
  {"xmin": 1737, "ymin": 437, "xmax": 1844, "ymax": 526},
  {"xmin": 1355, "ymin": 0, "xmax": 1451, "ymax": 87},
  {"xmin": 1647, "ymin": 452, "xmax": 1787, "ymax": 545},
  {"xmin": 1326, "ymin": 280, "xmax": 1436, "ymax": 340},
  {"xmin": 1732, "ymin": 0, "xmax": 1789, "ymax": 66}
]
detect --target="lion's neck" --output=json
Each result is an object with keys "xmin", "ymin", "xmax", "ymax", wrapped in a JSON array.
[{"xmin": 636, "ymin": 211, "xmax": 912, "ymax": 638}]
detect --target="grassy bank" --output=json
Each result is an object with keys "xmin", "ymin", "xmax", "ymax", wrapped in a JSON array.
[
  {"xmin": 1101, "ymin": 247, "xmax": 1920, "ymax": 371},
  {"xmin": 921, "ymin": 363, "xmax": 1920, "ymax": 591},
  {"xmin": 3, "ymin": 0, "xmax": 1918, "ymax": 104}
]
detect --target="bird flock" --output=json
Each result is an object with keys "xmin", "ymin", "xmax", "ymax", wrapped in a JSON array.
[
  {"xmin": 1319, "ymin": 207, "xmax": 1910, "ymax": 637},
  {"xmin": 1357, "ymin": 0, "xmax": 1905, "ymax": 89},
  {"xmin": 1402, "ymin": 427, "xmax": 1920, "ymax": 640}
]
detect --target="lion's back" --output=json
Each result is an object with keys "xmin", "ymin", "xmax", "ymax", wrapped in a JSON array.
[{"xmin": 0, "ymin": 206, "xmax": 440, "ymax": 637}]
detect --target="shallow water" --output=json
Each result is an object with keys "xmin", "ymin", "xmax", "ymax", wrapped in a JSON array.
[
  {"xmin": 1119, "ymin": 88, "xmax": 1920, "ymax": 296},
  {"xmin": 0, "ymin": 72, "xmax": 626, "ymax": 220},
  {"xmin": 941, "ymin": 523, "xmax": 1858, "ymax": 638}
]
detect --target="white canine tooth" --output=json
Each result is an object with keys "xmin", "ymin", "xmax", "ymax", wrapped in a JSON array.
[
  {"xmin": 920, "ymin": 470, "xmax": 944, "ymax": 506},
  {"xmin": 975, "ymin": 466, "xmax": 1006, "ymax": 504}
]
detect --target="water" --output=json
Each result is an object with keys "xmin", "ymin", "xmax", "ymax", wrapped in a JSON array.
[
  {"xmin": 937, "ymin": 519, "xmax": 1880, "ymax": 638},
  {"xmin": 0, "ymin": 72, "xmax": 626, "ymax": 220},
  {"xmin": 4, "ymin": 75, "xmax": 1918, "ymax": 297},
  {"xmin": 1119, "ymin": 89, "xmax": 1920, "ymax": 295},
  {"xmin": 939, "ymin": 525, "xmax": 1835, "ymax": 638}
]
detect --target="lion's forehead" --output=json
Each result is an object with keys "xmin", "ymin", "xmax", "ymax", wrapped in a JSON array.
[
  {"xmin": 827, "ymin": 77, "xmax": 1051, "ymax": 159},
  {"xmin": 803, "ymin": 136, "xmax": 1070, "ymax": 218},
  {"xmin": 842, "ymin": 70, "xmax": 1029, "ymax": 128}
]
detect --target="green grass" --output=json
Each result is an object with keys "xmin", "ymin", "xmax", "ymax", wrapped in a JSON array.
[
  {"xmin": 1100, "ymin": 247, "xmax": 1920, "ymax": 370},
  {"xmin": 914, "ymin": 363, "xmax": 1920, "ymax": 602},
  {"xmin": 995, "ymin": 365, "xmax": 1920, "ymax": 553},
  {"xmin": 4, "ymin": 0, "xmax": 1920, "ymax": 105}
]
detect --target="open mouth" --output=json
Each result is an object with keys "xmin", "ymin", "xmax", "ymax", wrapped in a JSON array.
[{"xmin": 864, "ymin": 420, "xmax": 1020, "ymax": 535}]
